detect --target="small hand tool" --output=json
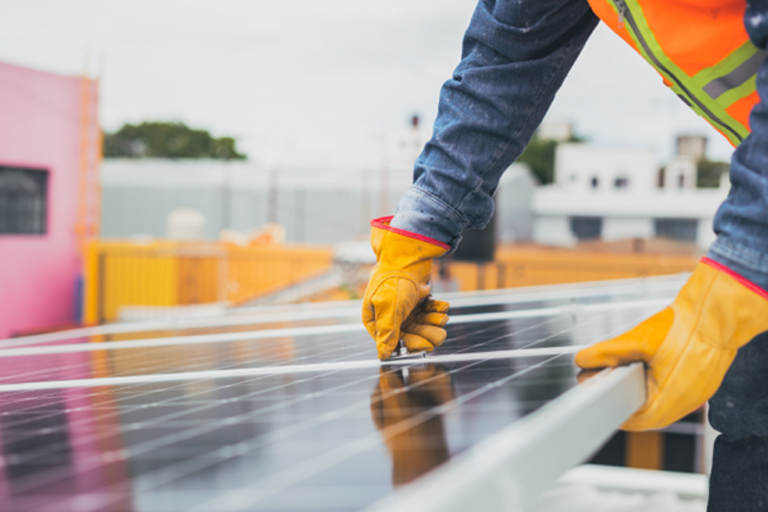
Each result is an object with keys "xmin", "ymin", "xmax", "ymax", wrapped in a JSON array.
[{"xmin": 389, "ymin": 339, "xmax": 427, "ymax": 360}]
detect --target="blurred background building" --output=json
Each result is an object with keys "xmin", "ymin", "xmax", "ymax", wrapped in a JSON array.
[
  {"xmin": 0, "ymin": 60, "xmax": 100, "ymax": 339},
  {"xmin": 532, "ymin": 135, "xmax": 726, "ymax": 249}
]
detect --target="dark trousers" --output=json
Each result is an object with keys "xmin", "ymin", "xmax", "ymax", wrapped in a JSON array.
[{"xmin": 708, "ymin": 332, "xmax": 768, "ymax": 511}]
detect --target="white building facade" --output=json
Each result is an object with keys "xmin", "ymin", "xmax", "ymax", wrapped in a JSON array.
[
  {"xmin": 554, "ymin": 143, "xmax": 658, "ymax": 193},
  {"xmin": 533, "ymin": 143, "xmax": 729, "ymax": 249}
]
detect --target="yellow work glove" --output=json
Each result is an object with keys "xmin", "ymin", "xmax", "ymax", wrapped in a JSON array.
[
  {"xmin": 370, "ymin": 365, "xmax": 454, "ymax": 486},
  {"xmin": 576, "ymin": 258, "xmax": 768, "ymax": 431},
  {"xmin": 362, "ymin": 216, "xmax": 450, "ymax": 360}
]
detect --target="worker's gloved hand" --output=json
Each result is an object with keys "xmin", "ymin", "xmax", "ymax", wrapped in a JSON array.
[
  {"xmin": 362, "ymin": 216, "xmax": 450, "ymax": 360},
  {"xmin": 576, "ymin": 258, "xmax": 768, "ymax": 431},
  {"xmin": 370, "ymin": 364, "xmax": 453, "ymax": 486}
]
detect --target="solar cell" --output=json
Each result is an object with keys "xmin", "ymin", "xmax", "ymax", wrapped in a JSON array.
[{"xmin": 0, "ymin": 277, "xmax": 682, "ymax": 511}]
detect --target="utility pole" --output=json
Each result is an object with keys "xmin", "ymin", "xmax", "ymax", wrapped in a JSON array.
[
  {"xmin": 295, "ymin": 188, "xmax": 305, "ymax": 242},
  {"xmin": 268, "ymin": 168, "xmax": 279, "ymax": 224},
  {"xmin": 220, "ymin": 161, "xmax": 232, "ymax": 232},
  {"xmin": 380, "ymin": 161, "xmax": 389, "ymax": 217},
  {"xmin": 361, "ymin": 170, "xmax": 371, "ymax": 235}
]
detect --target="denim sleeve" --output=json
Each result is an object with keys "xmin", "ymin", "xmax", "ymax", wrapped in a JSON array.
[
  {"xmin": 708, "ymin": 0, "xmax": 768, "ymax": 292},
  {"xmin": 390, "ymin": 0, "xmax": 599, "ymax": 250}
]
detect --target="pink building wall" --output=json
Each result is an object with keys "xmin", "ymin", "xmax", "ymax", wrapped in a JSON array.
[{"xmin": 0, "ymin": 61, "xmax": 98, "ymax": 339}]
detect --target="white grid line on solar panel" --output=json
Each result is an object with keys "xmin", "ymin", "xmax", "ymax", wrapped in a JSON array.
[
  {"xmin": 0, "ymin": 309, "xmax": 649, "ymax": 507},
  {"xmin": 0, "ymin": 275, "xmax": 685, "ymax": 349},
  {"xmin": 0, "ymin": 305, "xmax": 650, "ymax": 390},
  {"xmin": 4, "ymin": 353, "xmax": 569, "ymax": 511},
  {"xmin": 0, "ymin": 298, "xmax": 672, "ymax": 359}
]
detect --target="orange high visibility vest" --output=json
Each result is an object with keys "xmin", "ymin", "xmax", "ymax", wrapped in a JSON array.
[{"xmin": 587, "ymin": 0, "xmax": 766, "ymax": 146}]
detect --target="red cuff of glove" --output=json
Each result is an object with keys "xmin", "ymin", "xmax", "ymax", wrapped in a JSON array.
[{"xmin": 371, "ymin": 216, "xmax": 450, "ymax": 251}]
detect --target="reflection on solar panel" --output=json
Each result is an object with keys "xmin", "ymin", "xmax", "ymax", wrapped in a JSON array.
[{"xmin": 0, "ymin": 276, "xmax": 684, "ymax": 511}]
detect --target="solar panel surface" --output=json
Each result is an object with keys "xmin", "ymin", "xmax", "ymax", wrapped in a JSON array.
[{"xmin": 0, "ymin": 276, "xmax": 684, "ymax": 511}]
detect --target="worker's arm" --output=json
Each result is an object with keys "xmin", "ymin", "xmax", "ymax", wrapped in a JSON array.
[
  {"xmin": 390, "ymin": 0, "xmax": 599, "ymax": 248},
  {"xmin": 577, "ymin": 3, "xmax": 768, "ymax": 431},
  {"xmin": 363, "ymin": 0, "xmax": 599, "ymax": 360},
  {"xmin": 708, "ymin": 0, "xmax": 768, "ymax": 295}
]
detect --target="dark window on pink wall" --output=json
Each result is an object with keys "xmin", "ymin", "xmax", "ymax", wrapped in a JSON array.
[{"xmin": 0, "ymin": 167, "xmax": 48, "ymax": 235}]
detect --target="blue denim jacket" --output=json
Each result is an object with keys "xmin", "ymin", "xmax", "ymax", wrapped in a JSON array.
[{"xmin": 391, "ymin": 0, "xmax": 768, "ymax": 291}]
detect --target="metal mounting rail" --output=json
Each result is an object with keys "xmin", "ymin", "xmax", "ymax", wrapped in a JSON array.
[{"xmin": 364, "ymin": 363, "xmax": 646, "ymax": 512}]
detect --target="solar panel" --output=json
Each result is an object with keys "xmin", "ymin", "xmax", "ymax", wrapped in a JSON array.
[{"xmin": 0, "ymin": 276, "xmax": 683, "ymax": 511}]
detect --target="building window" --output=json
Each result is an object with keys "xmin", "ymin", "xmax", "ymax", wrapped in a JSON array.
[
  {"xmin": 570, "ymin": 216, "xmax": 603, "ymax": 241},
  {"xmin": 590, "ymin": 177, "xmax": 599, "ymax": 189},
  {"xmin": 654, "ymin": 218, "xmax": 697, "ymax": 241},
  {"xmin": 614, "ymin": 177, "xmax": 629, "ymax": 189},
  {"xmin": 678, "ymin": 174, "xmax": 686, "ymax": 188},
  {"xmin": 0, "ymin": 167, "xmax": 48, "ymax": 235}
]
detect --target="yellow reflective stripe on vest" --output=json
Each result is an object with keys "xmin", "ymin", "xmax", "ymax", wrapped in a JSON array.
[{"xmin": 611, "ymin": 0, "xmax": 754, "ymax": 146}]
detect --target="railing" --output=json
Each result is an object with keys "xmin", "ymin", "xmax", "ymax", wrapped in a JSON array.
[{"xmin": 83, "ymin": 240, "xmax": 332, "ymax": 323}]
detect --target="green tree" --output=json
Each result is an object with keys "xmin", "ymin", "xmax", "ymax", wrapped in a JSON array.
[
  {"xmin": 516, "ymin": 132, "xmax": 584, "ymax": 184},
  {"xmin": 103, "ymin": 122, "xmax": 247, "ymax": 160},
  {"xmin": 697, "ymin": 159, "xmax": 729, "ymax": 188}
]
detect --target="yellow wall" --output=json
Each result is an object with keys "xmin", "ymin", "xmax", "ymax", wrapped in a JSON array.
[{"xmin": 84, "ymin": 240, "xmax": 332, "ymax": 323}]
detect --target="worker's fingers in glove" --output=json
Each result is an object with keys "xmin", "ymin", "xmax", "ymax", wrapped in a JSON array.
[
  {"xmin": 408, "ymin": 310, "xmax": 449, "ymax": 327},
  {"xmin": 408, "ymin": 297, "xmax": 450, "ymax": 327},
  {"xmin": 399, "ymin": 333, "xmax": 435, "ymax": 354},
  {"xmin": 575, "ymin": 307, "xmax": 674, "ymax": 369},
  {"xmin": 401, "ymin": 322, "xmax": 447, "ymax": 353},
  {"xmin": 422, "ymin": 297, "xmax": 450, "ymax": 313}
]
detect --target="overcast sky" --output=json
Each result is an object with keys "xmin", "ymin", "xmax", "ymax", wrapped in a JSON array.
[{"xmin": 0, "ymin": 0, "xmax": 736, "ymax": 168}]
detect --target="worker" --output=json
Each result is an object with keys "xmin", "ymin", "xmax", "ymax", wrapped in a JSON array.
[{"xmin": 362, "ymin": 1, "xmax": 768, "ymax": 509}]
